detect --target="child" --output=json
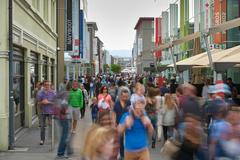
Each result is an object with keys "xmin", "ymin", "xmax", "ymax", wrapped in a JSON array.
[
  {"xmin": 90, "ymin": 97, "xmax": 99, "ymax": 123},
  {"xmin": 130, "ymin": 82, "xmax": 146, "ymax": 109}
]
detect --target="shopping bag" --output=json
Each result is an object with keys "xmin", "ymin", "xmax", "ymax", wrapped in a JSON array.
[{"xmin": 158, "ymin": 125, "xmax": 163, "ymax": 141}]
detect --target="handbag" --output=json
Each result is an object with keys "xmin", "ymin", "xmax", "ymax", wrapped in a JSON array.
[{"xmin": 160, "ymin": 137, "xmax": 181, "ymax": 158}]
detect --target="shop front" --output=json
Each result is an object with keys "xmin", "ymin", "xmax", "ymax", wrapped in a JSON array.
[{"xmin": 13, "ymin": 47, "xmax": 25, "ymax": 133}]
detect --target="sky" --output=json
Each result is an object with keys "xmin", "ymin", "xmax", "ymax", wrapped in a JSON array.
[{"xmin": 87, "ymin": 0, "xmax": 175, "ymax": 57}]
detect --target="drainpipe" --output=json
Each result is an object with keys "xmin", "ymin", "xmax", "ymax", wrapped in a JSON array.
[{"xmin": 8, "ymin": 0, "xmax": 15, "ymax": 150}]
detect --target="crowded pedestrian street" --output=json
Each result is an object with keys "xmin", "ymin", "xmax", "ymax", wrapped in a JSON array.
[
  {"xmin": 0, "ymin": 107, "xmax": 163, "ymax": 160},
  {"xmin": 1, "ymin": 0, "xmax": 240, "ymax": 160}
]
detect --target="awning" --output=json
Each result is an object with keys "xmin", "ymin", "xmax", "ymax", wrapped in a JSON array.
[
  {"xmin": 194, "ymin": 45, "xmax": 240, "ymax": 66},
  {"xmin": 167, "ymin": 49, "xmax": 220, "ymax": 72},
  {"xmin": 213, "ymin": 45, "xmax": 240, "ymax": 72}
]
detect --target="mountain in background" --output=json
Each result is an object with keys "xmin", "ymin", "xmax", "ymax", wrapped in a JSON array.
[{"xmin": 109, "ymin": 50, "xmax": 132, "ymax": 57}]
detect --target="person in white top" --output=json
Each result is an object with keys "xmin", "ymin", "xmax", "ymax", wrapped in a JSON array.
[
  {"xmin": 160, "ymin": 93, "xmax": 177, "ymax": 141},
  {"xmin": 202, "ymin": 79, "xmax": 211, "ymax": 101}
]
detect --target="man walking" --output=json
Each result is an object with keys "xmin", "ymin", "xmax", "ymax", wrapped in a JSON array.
[
  {"xmin": 113, "ymin": 87, "xmax": 131, "ymax": 160},
  {"xmin": 68, "ymin": 81, "xmax": 83, "ymax": 133},
  {"xmin": 37, "ymin": 80, "xmax": 56, "ymax": 145}
]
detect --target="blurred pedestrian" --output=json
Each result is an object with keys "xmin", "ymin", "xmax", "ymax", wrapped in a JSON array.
[
  {"xmin": 55, "ymin": 83, "xmax": 73, "ymax": 159},
  {"xmin": 209, "ymin": 101, "xmax": 230, "ymax": 160},
  {"xmin": 59, "ymin": 78, "xmax": 68, "ymax": 92},
  {"xmin": 34, "ymin": 81, "xmax": 43, "ymax": 127},
  {"xmin": 202, "ymin": 79, "xmax": 211, "ymax": 101},
  {"xmin": 90, "ymin": 97, "xmax": 99, "ymax": 123},
  {"xmin": 161, "ymin": 93, "xmax": 177, "ymax": 142},
  {"xmin": 146, "ymin": 87, "xmax": 161, "ymax": 148},
  {"xmin": 80, "ymin": 84, "xmax": 89, "ymax": 119},
  {"xmin": 176, "ymin": 114, "xmax": 205, "ymax": 160},
  {"xmin": 98, "ymin": 86, "xmax": 114, "ymax": 111},
  {"xmin": 81, "ymin": 125, "xmax": 120, "ymax": 160},
  {"xmin": 113, "ymin": 87, "xmax": 131, "ymax": 159},
  {"xmin": 109, "ymin": 82, "xmax": 118, "ymax": 102},
  {"xmin": 37, "ymin": 80, "xmax": 56, "ymax": 145},
  {"xmin": 95, "ymin": 77, "xmax": 102, "ymax": 97}
]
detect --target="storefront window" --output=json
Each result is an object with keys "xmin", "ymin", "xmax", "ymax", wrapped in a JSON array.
[
  {"xmin": 30, "ymin": 52, "xmax": 39, "ymax": 99},
  {"xmin": 51, "ymin": 59, "xmax": 55, "ymax": 86},
  {"xmin": 42, "ymin": 56, "xmax": 48, "ymax": 81}
]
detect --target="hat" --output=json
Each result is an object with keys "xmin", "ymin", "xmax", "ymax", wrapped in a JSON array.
[
  {"xmin": 208, "ymin": 81, "xmax": 231, "ymax": 95},
  {"xmin": 208, "ymin": 85, "xmax": 216, "ymax": 94}
]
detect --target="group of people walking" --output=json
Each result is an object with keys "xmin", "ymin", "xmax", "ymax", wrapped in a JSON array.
[{"xmin": 35, "ymin": 74, "xmax": 240, "ymax": 160}]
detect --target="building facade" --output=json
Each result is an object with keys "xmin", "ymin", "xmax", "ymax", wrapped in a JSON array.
[
  {"xmin": 87, "ymin": 22, "xmax": 98, "ymax": 75},
  {"xmin": 134, "ymin": 17, "xmax": 155, "ymax": 74},
  {"xmin": 0, "ymin": 0, "xmax": 57, "ymax": 150}
]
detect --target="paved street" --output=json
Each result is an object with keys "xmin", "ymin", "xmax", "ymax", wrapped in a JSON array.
[{"xmin": 0, "ymin": 108, "xmax": 164, "ymax": 160}]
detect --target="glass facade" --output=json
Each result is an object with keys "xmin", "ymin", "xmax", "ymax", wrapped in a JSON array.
[{"xmin": 227, "ymin": 0, "xmax": 240, "ymax": 48}]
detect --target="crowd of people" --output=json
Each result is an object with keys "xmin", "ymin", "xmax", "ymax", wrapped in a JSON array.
[{"xmin": 34, "ymin": 73, "xmax": 240, "ymax": 160}]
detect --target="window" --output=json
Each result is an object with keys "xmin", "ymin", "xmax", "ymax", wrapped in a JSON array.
[
  {"xmin": 51, "ymin": 59, "xmax": 55, "ymax": 85},
  {"xmin": 32, "ymin": 0, "xmax": 40, "ymax": 11},
  {"xmin": 44, "ymin": 0, "xmax": 48, "ymax": 22},
  {"xmin": 42, "ymin": 56, "xmax": 48, "ymax": 81},
  {"xmin": 51, "ymin": 0, "xmax": 56, "ymax": 30},
  {"xmin": 30, "ymin": 52, "xmax": 39, "ymax": 99},
  {"xmin": 152, "ymin": 33, "xmax": 155, "ymax": 43}
]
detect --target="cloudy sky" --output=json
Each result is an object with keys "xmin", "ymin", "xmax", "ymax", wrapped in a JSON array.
[{"xmin": 87, "ymin": 0, "xmax": 174, "ymax": 57}]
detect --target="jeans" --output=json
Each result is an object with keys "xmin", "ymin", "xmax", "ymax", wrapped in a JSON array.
[
  {"xmin": 90, "ymin": 87, "xmax": 94, "ymax": 98},
  {"xmin": 150, "ymin": 117, "xmax": 157, "ymax": 144},
  {"xmin": 57, "ymin": 119, "xmax": 72, "ymax": 156},
  {"xmin": 40, "ymin": 114, "xmax": 52, "ymax": 141},
  {"xmin": 80, "ymin": 107, "xmax": 85, "ymax": 118},
  {"xmin": 162, "ymin": 125, "xmax": 174, "ymax": 141},
  {"xmin": 120, "ymin": 135, "xmax": 124, "ymax": 158}
]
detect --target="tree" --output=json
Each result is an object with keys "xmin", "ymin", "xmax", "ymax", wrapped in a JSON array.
[
  {"xmin": 103, "ymin": 64, "xmax": 110, "ymax": 73},
  {"xmin": 111, "ymin": 64, "xmax": 121, "ymax": 73}
]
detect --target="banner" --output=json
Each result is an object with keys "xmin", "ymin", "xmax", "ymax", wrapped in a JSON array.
[
  {"xmin": 79, "ymin": 10, "xmax": 84, "ymax": 58},
  {"xmin": 213, "ymin": 0, "xmax": 226, "ymax": 44},
  {"xmin": 180, "ymin": 0, "xmax": 189, "ymax": 52},
  {"xmin": 66, "ymin": 0, "xmax": 73, "ymax": 51},
  {"xmin": 155, "ymin": 17, "xmax": 162, "ymax": 59}
]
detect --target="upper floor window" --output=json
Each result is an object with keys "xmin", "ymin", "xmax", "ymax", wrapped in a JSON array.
[
  {"xmin": 44, "ymin": 0, "xmax": 49, "ymax": 22},
  {"xmin": 32, "ymin": 0, "xmax": 40, "ymax": 11}
]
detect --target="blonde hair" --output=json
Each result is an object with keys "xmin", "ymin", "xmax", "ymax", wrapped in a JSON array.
[
  {"xmin": 82, "ymin": 125, "xmax": 118, "ymax": 160},
  {"xmin": 135, "ymin": 82, "xmax": 145, "ymax": 93},
  {"xmin": 164, "ymin": 93, "xmax": 176, "ymax": 110}
]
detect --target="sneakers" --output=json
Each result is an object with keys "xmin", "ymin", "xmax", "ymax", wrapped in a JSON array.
[
  {"xmin": 151, "ymin": 142, "xmax": 155, "ymax": 148},
  {"xmin": 55, "ymin": 155, "xmax": 71, "ymax": 159},
  {"xmin": 71, "ymin": 130, "xmax": 76, "ymax": 134},
  {"xmin": 40, "ymin": 140, "xmax": 44, "ymax": 145}
]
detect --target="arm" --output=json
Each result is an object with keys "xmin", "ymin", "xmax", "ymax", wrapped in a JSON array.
[
  {"xmin": 141, "ymin": 116, "xmax": 154, "ymax": 135},
  {"xmin": 117, "ymin": 124, "xmax": 125, "ymax": 135},
  {"xmin": 80, "ymin": 90, "xmax": 83, "ymax": 108},
  {"xmin": 117, "ymin": 114, "xmax": 133, "ymax": 135}
]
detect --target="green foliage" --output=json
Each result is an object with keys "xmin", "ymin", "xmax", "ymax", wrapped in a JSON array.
[
  {"xmin": 103, "ymin": 64, "xmax": 110, "ymax": 73},
  {"xmin": 111, "ymin": 64, "xmax": 121, "ymax": 73}
]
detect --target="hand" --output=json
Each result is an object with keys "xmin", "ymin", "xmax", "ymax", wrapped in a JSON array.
[
  {"xmin": 125, "ymin": 116, "xmax": 133, "ymax": 129},
  {"xmin": 42, "ymin": 99, "xmax": 49, "ymax": 105},
  {"xmin": 141, "ymin": 116, "xmax": 151, "ymax": 127}
]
